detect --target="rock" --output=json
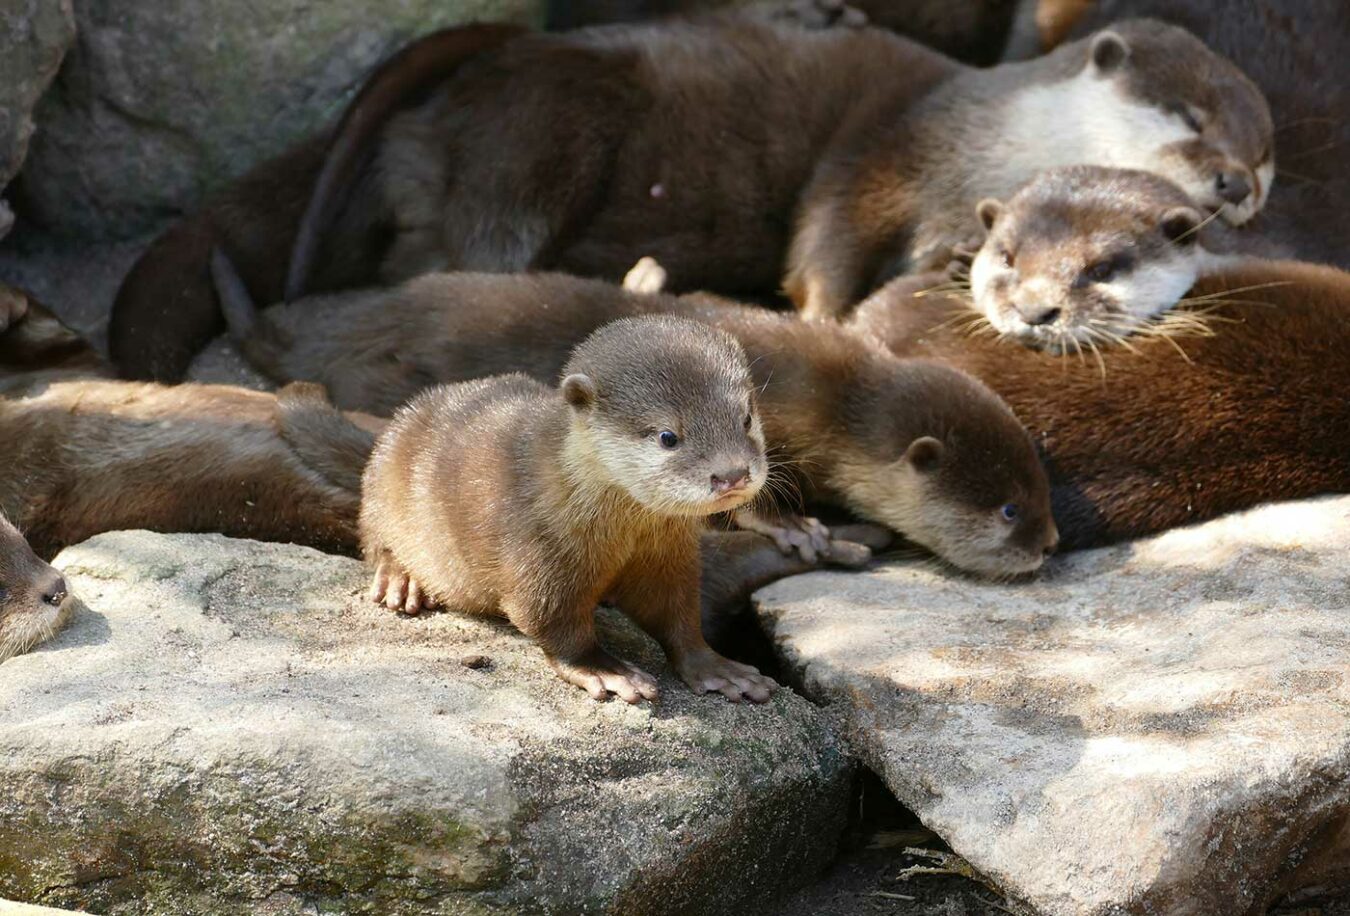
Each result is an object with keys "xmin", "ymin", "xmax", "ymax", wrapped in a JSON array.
[
  {"xmin": 755, "ymin": 495, "xmax": 1350, "ymax": 916},
  {"xmin": 16, "ymin": 0, "xmax": 544, "ymax": 240},
  {"xmin": 0, "ymin": 0, "xmax": 76, "ymax": 212},
  {"xmin": 0, "ymin": 900, "xmax": 90, "ymax": 916},
  {"xmin": 0, "ymin": 531, "xmax": 850, "ymax": 915}
]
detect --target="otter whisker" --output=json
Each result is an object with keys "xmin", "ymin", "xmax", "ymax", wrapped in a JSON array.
[
  {"xmin": 1179, "ymin": 280, "xmax": 1295, "ymax": 302},
  {"xmin": 1171, "ymin": 206, "xmax": 1224, "ymax": 244}
]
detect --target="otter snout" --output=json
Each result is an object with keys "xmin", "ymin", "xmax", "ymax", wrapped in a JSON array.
[
  {"xmin": 711, "ymin": 467, "xmax": 752, "ymax": 495},
  {"xmin": 1014, "ymin": 301, "xmax": 1062, "ymax": 327},
  {"xmin": 1215, "ymin": 168, "xmax": 1251, "ymax": 206},
  {"xmin": 41, "ymin": 573, "xmax": 68, "ymax": 608}
]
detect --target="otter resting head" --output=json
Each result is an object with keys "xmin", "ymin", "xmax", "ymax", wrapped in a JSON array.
[
  {"xmin": 827, "ymin": 359, "xmax": 1059, "ymax": 577},
  {"xmin": 562, "ymin": 315, "xmax": 770, "ymax": 517},
  {"xmin": 0, "ymin": 514, "xmax": 73, "ymax": 664},
  {"xmin": 1038, "ymin": 19, "xmax": 1274, "ymax": 226},
  {"xmin": 969, "ymin": 166, "xmax": 1219, "ymax": 350}
]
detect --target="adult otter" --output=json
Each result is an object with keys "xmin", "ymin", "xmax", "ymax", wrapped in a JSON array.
[
  {"xmin": 111, "ymin": 15, "xmax": 1269, "ymax": 379},
  {"xmin": 850, "ymin": 260, "xmax": 1350, "ymax": 547},
  {"xmin": 213, "ymin": 254, "xmax": 1059, "ymax": 578},
  {"xmin": 362, "ymin": 316, "xmax": 778, "ymax": 703},
  {"xmin": 0, "ymin": 512, "xmax": 72, "ymax": 664}
]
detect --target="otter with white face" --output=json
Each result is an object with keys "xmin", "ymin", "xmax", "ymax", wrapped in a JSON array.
[
  {"xmin": 993, "ymin": 20, "xmax": 1274, "ymax": 227},
  {"xmin": 0, "ymin": 513, "xmax": 72, "ymax": 664},
  {"xmin": 967, "ymin": 166, "xmax": 1232, "ymax": 349}
]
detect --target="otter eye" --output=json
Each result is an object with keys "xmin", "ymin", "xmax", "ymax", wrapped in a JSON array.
[
  {"xmin": 1171, "ymin": 103, "xmax": 1203, "ymax": 134},
  {"xmin": 1000, "ymin": 504, "xmax": 1020, "ymax": 522},
  {"xmin": 1000, "ymin": 248, "xmax": 1015, "ymax": 268},
  {"xmin": 743, "ymin": 413, "xmax": 754, "ymax": 431},
  {"xmin": 1084, "ymin": 261, "xmax": 1115, "ymax": 283},
  {"xmin": 659, "ymin": 430, "xmax": 680, "ymax": 449}
]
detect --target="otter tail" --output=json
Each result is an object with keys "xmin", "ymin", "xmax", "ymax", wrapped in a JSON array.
[
  {"xmin": 274, "ymin": 381, "xmax": 378, "ymax": 494},
  {"xmin": 285, "ymin": 23, "xmax": 527, "ymax": 302}
]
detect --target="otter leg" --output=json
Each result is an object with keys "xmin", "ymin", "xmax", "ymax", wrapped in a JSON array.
[
  {"xmin": 732, "ymin": 507, "xmax": 832, "ymax": 563},
  {"xmin": 504, "ymin": 593, "xmax": 660, "ymax": 704},
  {"xmin": 367, "ymin": 551, "xmax": 430, "ymax": 616},
  {"xmin": 613, "ymin": 540, "xmax": 778, "ymax": 704}
]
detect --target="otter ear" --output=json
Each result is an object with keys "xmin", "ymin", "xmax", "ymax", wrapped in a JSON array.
[
  {"xmin": 1160, "ymin": 206, "xmax": 1203, "ymax": 246},
  {"xmin": 976, "ymin": 199, "xmax": 1004, "ymax": 232},
  {"xmin": 904, "ymin": 436, "xmax": 944, "ymax": 472},
  {"xmin": 561, "ymin": 373, "xmax": 597, "ymax": 409},
  {"xmin": 1089, "ymin": 30, "xmax": 1130, "ymax": 74}
]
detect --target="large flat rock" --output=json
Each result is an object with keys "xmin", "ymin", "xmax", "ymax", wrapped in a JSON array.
[
  {"xmin": 756, "ymin": 495, "xmax": 1350, "ymax": 916},
  {"xmin": 0, "ymin": 532, "xmax": 851, "ymax": 915}
]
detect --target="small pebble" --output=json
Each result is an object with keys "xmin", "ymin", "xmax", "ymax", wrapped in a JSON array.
[{"xmin": 460, "ymin": 654, "xmax": 491, "ymax": 670}]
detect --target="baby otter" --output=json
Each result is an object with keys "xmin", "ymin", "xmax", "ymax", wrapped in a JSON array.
[
  {"xmin": 362, "ymin": 315, "xmax": 776, "ymax": 703},
  {"xmin": 963, "ymin": 166, "xmax": 1235, "ymax": 349},
  {"xmin": 214, "ymin": 254, "xmax": 1058, "ymax": 577},
  {"xmin": 0, "ymin": 512, "xmax": 72, "ymax": 664}
]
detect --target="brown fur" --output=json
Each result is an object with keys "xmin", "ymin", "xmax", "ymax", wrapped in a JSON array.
[
  {"xmin": 0, "ymin": 511, "xmax": 72, "ymax": 664},
  {"xmin": 360, "ymin": 315, "xmax": 778, "ymax": 703},
  {"xmin": 0, "ymin": 288, "xmax": 376, "ymax": 559},
  {"xmin": 1058, "ymin": 0, "xmax": 1350, "ymax": 271},
  {"xmin": 785, "ymin": 18, "xmax": 1273, "ymax": 318},
  {"xmin": 850, "ymin": 260, "xmax": 1350, "ymax": 548},
  {"xmin": 108, "ymin": 24, "xmax": 522, "ymax": 383},
  {"xmin": 214, "ymin": 261, "xmax": 1057, "ymax": 577}
]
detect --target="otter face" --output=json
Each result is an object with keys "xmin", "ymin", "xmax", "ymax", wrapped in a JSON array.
[
  {"xmin": 562, "ymin": 316, "xmax": 769, "ymax": 517},
  {"xmin": 969, "ymin": 166, "xmax": 1209, "ymax": 349},
  {"xmin": 1016, "ymin": 21, "xmax": 1274, "ymax": 226},
  {"xmin": 834, "ymin": 364, "xmax": 1058, "ymax": 578},
  {"xmin": 0, "ymin": 514, "xmax": 72, "ymax": 664}
]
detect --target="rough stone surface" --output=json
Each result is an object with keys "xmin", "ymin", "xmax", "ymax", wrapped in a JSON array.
[
  {"xmin": 16, "ymin": 0, "xmax": 544, "ymax": 240},
  {"xmin": 0, "ymin": 0, "xmax": 75, "ymax": 203},
  {"xmin": 756, "ymin": 495, "xmax": 1350, "ymax": 916},
  {"xmin": 0, "ymin": 532, "xmax": 851, "ymax": 915}
]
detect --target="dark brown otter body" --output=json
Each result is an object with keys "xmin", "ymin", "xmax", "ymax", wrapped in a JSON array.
[
  {"xmin": 850, "ymin": 261, "xmax": 1350, "ymax": 548},
  {"xmin": 1052, "ymin": 0, "xmax": 1350, "ymax": 271},
  {"xmin": 361, "ymin": 315, "xmax": 779, "ymax": 703},
  {"xmin": 0, "ymin": 286, "xmax": 377, "ymax": 559},
  {"xmin": 214, "ymin": 260, "xmax": 1057, "ymax": 577}
]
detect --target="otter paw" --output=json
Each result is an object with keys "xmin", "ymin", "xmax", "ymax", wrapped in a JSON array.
[
  {"xmin": 678, "ymin": 651, "xmax": 778, "ymax": 704},
  {"xmin": 368, "ymin": 560, "xmax": 428, "ymax": 616},
  {"xmin": 0, "ymin": 287, "xmax": 29, "ymax": 334},
  {"xmin": 551, "ymin": 649, "xmax": 661, "ymax": 704},
  {"xmin": 623, "ymin": 256, "xmax": 668, "ymax": 294},
  {"xmin": 735, "ymin": 510, "xmax": 832, "ymax": 563}
]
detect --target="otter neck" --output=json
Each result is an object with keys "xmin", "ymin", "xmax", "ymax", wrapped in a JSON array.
[{"xmin": 969, "ymin": 70, "xmax": 1191, "ymax": 199}]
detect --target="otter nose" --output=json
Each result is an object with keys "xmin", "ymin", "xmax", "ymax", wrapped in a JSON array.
[
  {"xmin": 1215, "ymin": 170, "xmax": 1251, "ymax": 205},
  {"xmin": 711, "ymin": 468, "xmax": 751, "ymax": 494},
  {"xmin": 42, "ymin": 574, "xmax": 68, "ymax": 607},
  {"xmin": 1015, "ymin": 302, "xmax": 1062, "ymax": 326}
]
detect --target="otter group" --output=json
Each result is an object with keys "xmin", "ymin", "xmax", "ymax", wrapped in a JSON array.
[{"xmin": 4, "ymin": 3, "xmax": 1347, "ymax": 703}]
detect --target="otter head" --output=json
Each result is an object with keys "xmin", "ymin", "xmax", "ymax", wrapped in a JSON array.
[
  {"xmin": 561, "ymin": 316, "xmax": 769, "ymax": 516},
  {"xmin": 970, "ymin": 166, "xmax": 1212, "ymax": 348},
  {"xmin": 0, "ymin": 513, "xmax": 72, "ymax": 664},
  {"xmin": 1048, "ymin": 19, "xmax": 1273, "ymax": 225},
  {"xmin": 831, "ymin": 360, "xmax": 1058, "ymax": 578}
]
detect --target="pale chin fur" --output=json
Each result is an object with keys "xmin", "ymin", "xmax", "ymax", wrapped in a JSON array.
[
  {"xmin": 998, "ymin": 74, "xmax": 1264, "ymax": 225},
  {"xmin": 971, "ymin": 248, "xmax": 1203, "ymax": 348},
  {"xmin": 0, "ymin": 599, "xmax": 72, "ymax": 664},
  {"xmin": 578, "ymin": 420, "xmax": 769, "ymax": 518}
]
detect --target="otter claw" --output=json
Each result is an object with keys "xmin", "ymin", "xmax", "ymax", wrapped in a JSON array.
[
  {"xmin": 623, "ymin": 256, "xmax": 668, "ymax": 294},
  {"xmin": 679, "ymin": 652, "xmax": 777, "ymax": 704},
  {"xmin": 369, "ymin": 560, "xmax": 428, "ymax": 616}
]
